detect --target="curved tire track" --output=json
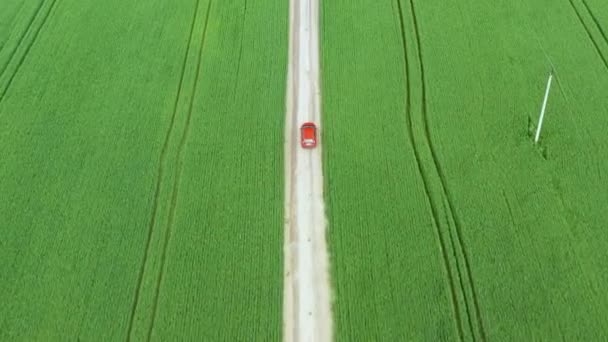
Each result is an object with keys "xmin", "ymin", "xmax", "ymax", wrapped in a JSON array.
[
  {"xmin": 407, "ymin": 0, "xmax": 487, "ymax": 340},
  {"xmin": 126, "ymin": 1, "xmax": 203, "ymax": 340},
  {"xmin": 394, "ymin": 1, "xmax": 465, "ymax": 340},
  {"xmin": 145, "ymin": 1, "xmax": 213, "ymax": 340},
  {"xmin": 397, "ymin": 0, "xmax": 487, "ymax": 340}
]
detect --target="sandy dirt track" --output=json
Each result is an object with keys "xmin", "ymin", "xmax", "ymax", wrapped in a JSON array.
[{"xmin": 282, "ymin": 0, "xmax": 332, "ymax": 339}]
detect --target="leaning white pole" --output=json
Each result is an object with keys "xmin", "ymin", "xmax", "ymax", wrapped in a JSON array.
[{"xmin": 535, "ymin": 72, "xmax": 554, "ymax": 144}]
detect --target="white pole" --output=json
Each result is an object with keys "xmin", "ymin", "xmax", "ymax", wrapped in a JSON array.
[{"xmin": 535, "ymin": 72, "xmax": 554, "ymax": 144}]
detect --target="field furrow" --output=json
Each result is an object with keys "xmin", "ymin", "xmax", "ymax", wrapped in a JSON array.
[
  {"xmin": 324, "ymin": 0, "xmax": 608, "ymax": 340},
  {"xmin": 125, "ymin": 0, "xmax": 206, "ymax": 339},
  {"xmin": 0, "ymin": 0, "xmax": 288, "ymax": 340},
  {"xmin": 0, "ymin": 0, "xmax": 42, "ymax": 71},
  {"xmin": 408, "ymin": 0, "xmax": 488, "ymax": 339},
  {"xmin": 0, "ymin": 0, "xmax": 201, "ymax": 339},
  {"xmin": 1, "ymin": 0, "xmax": 608, "ymax": 340},
  {"xmin": 395, "ymin": 0, "xmax": 489, "ymax": 339},
  {"xmin": 408, "ymin": 0, "xmax": 608, "ymax": 339},
  {"xmin": 322, "ymin": 0, "xmax": 463, "ymax": 340},
  {"xmin": 144, "ymin": 1, "xmax": 212, "ymax": 338},
  {"xmin": 566, "ymin": 0, "xmax": 608, "ymax": 71},
  {"xmin": 581, "ymin": 0, "xmax": 608, "ymax": 45},
  {"xmin": 0, "ymin": 0, "xmax": 55, "ymax": 103},
  {"xmin": 584, "ymin": 0, "xmax": 608, "ymax": 36},
  {"xmin": 395, "ymin": 0, "xmax": 468, "ymax": 340},
  {"xmin": 141, "ymin": 1, "xmax": 289, "ymax": 340}
]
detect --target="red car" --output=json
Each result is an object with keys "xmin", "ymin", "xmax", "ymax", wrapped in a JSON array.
[{"xmin": 300, "ymin": 122, "xmax": 317, "ymax": 148}]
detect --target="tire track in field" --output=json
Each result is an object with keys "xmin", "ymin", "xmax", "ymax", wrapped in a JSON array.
[
  {"xmin": 0, "ymin": 0, "xmax": 46, "ymax": 78},
  {"xmin": 145, "ymin": 1, "xmax": 213, "ymax": 340},
  {"xmin": 567, "ymin": 0, "xmax": 608, "ymax": 72},
  {"xmin": 581, "ymin": 0, "xmax": 608, "ymax": 47},
  {"xmin": 397, "ymin": 0, "xmax": 487, "ymax": 340},
  {"xmin": 408, "ymin": 0, "xmax": 487, "ymax": 339},
  {"xmin": 125, "ymin": 1, "xmax": 202, "ymax": 340},
  {"xmin": 393, "ymin": 1, "xmax": 465, "ymax": 341},
  {"xmin": 0, "ymin": 0, "xmax": 58, "ymax": 105}
]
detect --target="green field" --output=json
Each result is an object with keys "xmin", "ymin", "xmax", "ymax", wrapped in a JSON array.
[
  {"xmin": 323, "ymin": 0, "xmax": 608, "ymax": 340},
  {"xmin": 0, "ymin": 0, "xmax": 287, "ymax": 340},
  {"xmin": 2, "ymin": 0, "xmax": 608, "ymax": 340}
]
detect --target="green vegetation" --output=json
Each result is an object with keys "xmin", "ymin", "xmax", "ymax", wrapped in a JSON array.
[
  {"xmin": 0, "ymin": 0, "xmax": 27, "ymax": 48},
  {"xmin": 2, "ymin": 0, "xmax": 608, "ymax": 340},
  {"xmin": 323, "ymin": 0, "xmax": 608, "ymax": 340},
  {"xmin": 0, "ymin": 0, "xmax": 287, "ymax": 340},
  {"xmin": 1, "ymin": 0, "xmax": 46, "ymax": 95},
  {"xmin": 321, "ymin": 1, "xmax": 461, "ymax": 340},
  {"xmin": 130, "ymin": 1, "xmax": 288, "ymax": 340}
]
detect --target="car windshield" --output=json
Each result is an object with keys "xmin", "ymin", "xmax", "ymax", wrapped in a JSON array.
[{"xmin": 303, "ymin": 127, "xmax": 315, "ymax": 137}]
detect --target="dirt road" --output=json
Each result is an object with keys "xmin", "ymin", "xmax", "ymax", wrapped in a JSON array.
[{"xmin": 282, "ymin": 0, "xmax": 332, "ymax": 339}]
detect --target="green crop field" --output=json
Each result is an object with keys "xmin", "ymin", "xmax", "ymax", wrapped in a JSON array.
[
  {"xmin": 0, "ymin": 0, "xmax": 287, "ymax": 340},
  {"xmin": 323, "ymin": 0, "xmax": 608, "ymax": 340},
  {"xmin": 2, "ymin": 0, "xmax": 608, "ymax": 340}
]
